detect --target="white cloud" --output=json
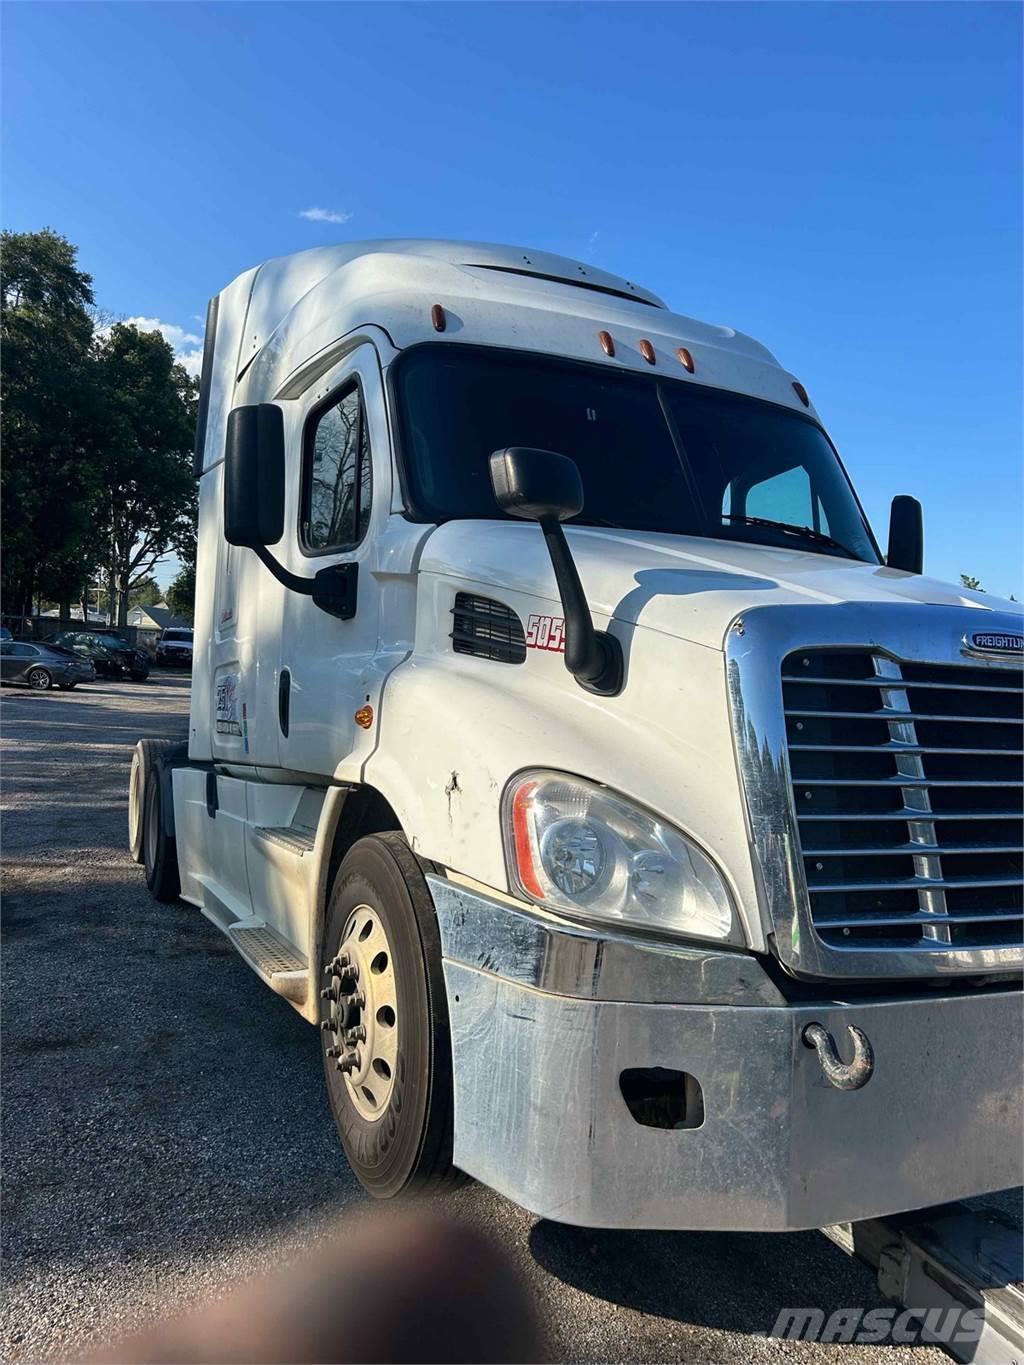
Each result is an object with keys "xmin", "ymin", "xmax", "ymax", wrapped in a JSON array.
[
  {"xmin": 101, "ymin": 315, "xmax": 205, "ymax": 378},
  {"xmin": 298, "ymin": 206, "xmax": 353, "ymax": 225}
]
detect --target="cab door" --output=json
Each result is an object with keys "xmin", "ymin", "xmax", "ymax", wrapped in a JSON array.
[{"xmin": 276, "ymin": 344, "xmax": 390, "ymax": 780}]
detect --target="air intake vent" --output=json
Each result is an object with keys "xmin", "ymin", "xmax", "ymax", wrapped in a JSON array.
[
  {"xmin": 451, "ymin": 593, "xmax": 526, "ymax": 665},
  {"xmin": 783, "ymin": 649, "xmax": 1023, "ymax": 953}
]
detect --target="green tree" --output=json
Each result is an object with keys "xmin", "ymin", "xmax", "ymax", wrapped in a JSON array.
[
  {"xmin": 165, "ymin": 558, "xmax": 196, "ymax": 623},
  {"xmin": 127, "ymin": 573, "xmax": 163, "ymax": 612},
  {"xmin": 0, "ymin": 228, "xmax": 100, "ymax": 615},
  {"xmin": 960, "ymin": 574, "xmax": 984, "ymax": 592},
  {"xmin": 92, "ymin": 323, "xmax": 197, "ymax": 626}
]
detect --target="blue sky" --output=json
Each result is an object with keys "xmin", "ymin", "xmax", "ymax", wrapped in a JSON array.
[{"xmin": 4, "ymin": 2, "xmax": 1021, "ymax": 597}]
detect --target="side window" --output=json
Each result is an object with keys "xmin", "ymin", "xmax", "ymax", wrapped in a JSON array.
[
  {"xmin": 727, "ymin": 465, "xmax": 829, "ymax": 531},
  {"xmin": 301, "ymin": 384, "xmax": 372, "ymax": 553}
]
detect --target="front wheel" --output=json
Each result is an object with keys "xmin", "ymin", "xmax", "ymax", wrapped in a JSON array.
[
  {"xmin": 320, "ymin": 832, "xmax": 461, "ymax": 1199},
  {"xmin": 27, "ymin": 668, "xmax": 52, "ymax": 691}
]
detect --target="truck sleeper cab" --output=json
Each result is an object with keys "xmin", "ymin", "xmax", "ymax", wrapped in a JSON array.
[{"xmin": 129, "ymin": 240, "xmax": 1023, "ymax": 1231}]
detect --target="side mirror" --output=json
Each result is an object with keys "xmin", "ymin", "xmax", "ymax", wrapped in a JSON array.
[
  {"xmin": 224, "ymin": 404, "xmax": 285, "ymax": 547},
  {"xmin": 489, "ymin": 448, "xmax": 623, "ymax": 696},
  {"xmin": 887, "ymin": 494, "xmax": 924, "ymax": 574},
  {"xmin": 489, "ymin": 446, "xmax": 583, "ymax": 522}
]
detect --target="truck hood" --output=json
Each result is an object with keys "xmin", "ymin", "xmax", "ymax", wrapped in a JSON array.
[{"xmin": 420, "ymin": 521, "xmax": 1021, "ymax": 651}]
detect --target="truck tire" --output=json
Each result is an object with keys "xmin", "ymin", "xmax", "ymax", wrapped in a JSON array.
[
  {"xmin": 143, "ymin": 766, "xmax": 181, "ymax": 903},
  {"xmin": 320, "ymin": 832, "xmax": 461, "ymax": 1199},
  {"xmin": 129, "ymin": 739, "xmax": 183, "ymax": 863}
]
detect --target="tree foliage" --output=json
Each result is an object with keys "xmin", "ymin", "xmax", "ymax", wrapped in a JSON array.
[
  {"xmin": 1, "ymin": 228, "xmax": 99, "ymax": 613},
  {"xmin": 93, "ymin": 324, "xmax": 197, "ymax": 624},
  {"xmin": 1, "ymin": 229, "xmax": 198, "ymax": 623},
  {"xmin": 128, "ymin": 574, "xmax": 163, "ymax": 611},
  {"xmin": 960, "ymin": 574, "xmax": 984, "ymax": 592},
  {"xmin": 166, "ymin": 558, "xmax": 197, "ymax": 623}
]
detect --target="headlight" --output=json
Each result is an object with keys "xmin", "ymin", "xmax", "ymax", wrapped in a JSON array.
[{"xmin": 503, "ymin": 771, "xmax": 741, "ymax": 943}]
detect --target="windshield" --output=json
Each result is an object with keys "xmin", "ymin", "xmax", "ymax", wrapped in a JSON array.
[
  {"xmin": 393, "ymin": 344, "xmax": 879, "ymax": 563},
  {"xmin": 163, "ymin": 630, "xmax": 192, "ymax": 642}
]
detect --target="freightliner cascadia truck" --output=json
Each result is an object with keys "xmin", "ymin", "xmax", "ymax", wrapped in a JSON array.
[{"xmin": 128, "ymin": 240, "xmax": 1023, "ymax": 1228}]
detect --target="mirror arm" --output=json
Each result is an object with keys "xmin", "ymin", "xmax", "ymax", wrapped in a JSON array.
[
  {"xmin": 249, "ymin": 547, "xmax": 358, "ymax": 620},
  {"xmin": 252, "ymin": 544, "xmax": 315, "ymax": 596},
  {"xmin": 539, "ymin": 516, "xmax": 623, "ymax": 695}
]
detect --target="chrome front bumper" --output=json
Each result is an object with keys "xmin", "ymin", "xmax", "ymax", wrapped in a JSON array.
[{"xmin": 430, "ymin": 878, "xmax": 1023, "ymax": 1232}]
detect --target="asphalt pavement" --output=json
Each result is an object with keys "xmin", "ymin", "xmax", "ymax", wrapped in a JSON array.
[{"xmin": 1, "ymin": 674, "xmax": 959, "ymax": 1362}]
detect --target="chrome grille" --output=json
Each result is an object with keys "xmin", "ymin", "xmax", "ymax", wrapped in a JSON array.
[{"xmin": 782, "ymin": 649, "xmax": 1023, "ymax": 952}]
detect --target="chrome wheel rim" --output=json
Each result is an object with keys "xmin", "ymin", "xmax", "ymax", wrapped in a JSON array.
[
  {"xmin": 323, "ymin": 903, "xmax": 398, "ymax": 1122},
  {"xmin": 28, "ymin": 669, "xmax": 49, "ymax": 690}
]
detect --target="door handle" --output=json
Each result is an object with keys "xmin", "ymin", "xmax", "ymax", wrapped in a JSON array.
[{"xmin": 278, "ymin": 668, "xmax": 291, "ymax": 737}]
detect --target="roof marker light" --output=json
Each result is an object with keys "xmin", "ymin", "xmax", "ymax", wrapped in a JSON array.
[
  {"xmin": 598, "ymin": 330, "xmax": 615, "ymax": 357},
  {"xmin": 431, "ymin": 304, "xmax": 446, "ymax": 333},
  {"xmin": 676, "ymin": 347, "xmax": 695, "ymax": 373},
  {"xmin": 639, "ymin": 339, "xmax": 656, "ymax": 365},
  {"xmin": 792, "ymin": 380, "xmax": 810, "ymax": 407}
]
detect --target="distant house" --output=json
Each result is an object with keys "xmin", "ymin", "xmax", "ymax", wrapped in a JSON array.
[{"xmin": 128, "ymin": 601, "xmax": 190, "ymax": 649}]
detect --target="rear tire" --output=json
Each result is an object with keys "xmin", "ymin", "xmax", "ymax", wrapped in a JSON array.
[
  {"xmin": 27, "ymin": 668, "xmax": 52, "ymax": 691},
  {"xmin": 320, "ymin": 832, "xmax": 461, "ymax": 1199},
  {"xmin": 143, "ymin": 766, "xmax": 181, "ymax": 902}
]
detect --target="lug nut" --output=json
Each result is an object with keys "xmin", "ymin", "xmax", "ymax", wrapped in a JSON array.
[
  {"xmin": 345, "ymin": 1025, "xmax": 367, "ymax": 1045},
  {"xmin": 320, "ymin": 1019, "xmax": 334, "ymax": 1032},
  {"xmin": 326, "ymin": 1046, "xmax": 341, "ymax": 1058},
  {"xmin": 320, "ymin": 986, "xmax": 337, "ymax": 1001}
]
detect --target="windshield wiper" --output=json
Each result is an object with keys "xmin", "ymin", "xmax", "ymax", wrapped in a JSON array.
[{"xmin": 721, "ymin": 514, "xmax": 859, "ymax": 560}]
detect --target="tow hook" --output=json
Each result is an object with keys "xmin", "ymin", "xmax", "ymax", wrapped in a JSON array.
[{"xmin": 802, "ymin": 1022, "xmax": 874, "ymax": 1091}]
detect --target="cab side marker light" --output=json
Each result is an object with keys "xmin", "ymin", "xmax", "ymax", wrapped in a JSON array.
[
  {"xmin": 793, "ymin": 380, "xmax": 810, "ymax": 406},
  {"xmin": 597, "ymin": 330, "xmax": 615, "ymax": 357},
  {"xmin": 677, "ymin": 347, "xmax": 695, "ymax": 373},
  {"xmin": 431, "ymin": 304, "xmax": 446, "ymax": 333},
  {"xmin": 639, "ymin": 339, "xmax": 656, "ymax": 364}
]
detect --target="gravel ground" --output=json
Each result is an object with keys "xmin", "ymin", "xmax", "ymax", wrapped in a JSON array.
[{"xmin": 0, "ymin": 675, "xmax": 989, "ymax": 1362}]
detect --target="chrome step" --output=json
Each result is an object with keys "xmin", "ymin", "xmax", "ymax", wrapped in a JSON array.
[
  {"xmin": 254, "ymin": 825, "xmax": 316, "ymax": 854},
  {"xmin": 227, "ymin": 923, "xmax": 308, "ymax": 1004}
]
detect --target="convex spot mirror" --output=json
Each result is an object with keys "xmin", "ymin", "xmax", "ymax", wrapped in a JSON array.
[{"xmin": 224, "ymin": 404, "xmax": 285, "ymax": 548}]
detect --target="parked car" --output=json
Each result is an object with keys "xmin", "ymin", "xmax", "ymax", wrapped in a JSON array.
[
  {"xmin": 53, "ymin": 630, "xmax": 150, "ymax": 681},
  {"xmin": 0, "ymin": 626, "xmax": 12, "ymax": 641},
  {"xmin": 0, "ymin": 641, "xmax": 96, "ymax": 690},
  {"xmin": 155, "ymin": 626, "xmax": 193, "ymax": 669}
]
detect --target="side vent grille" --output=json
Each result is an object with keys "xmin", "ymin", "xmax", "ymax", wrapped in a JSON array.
[{"xmin": 451, "ymin": 593, "xmax": 526, "ymax": 665}]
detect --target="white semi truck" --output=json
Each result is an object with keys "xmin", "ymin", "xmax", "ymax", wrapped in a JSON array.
[{"xmin": 129, "ymin": 240, "xmax": 1022, "ymax": 1230}]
